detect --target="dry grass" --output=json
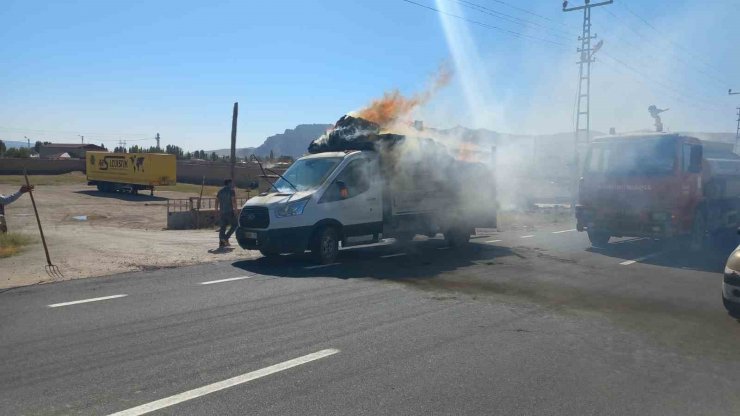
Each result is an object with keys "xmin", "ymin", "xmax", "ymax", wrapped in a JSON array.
[{"xmin": 0, "ymin": 232, "xmax": 35, "ymax": 258}]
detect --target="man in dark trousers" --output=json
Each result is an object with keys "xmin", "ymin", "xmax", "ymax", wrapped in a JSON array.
[{"xmin": 215, "ymin": 179, "xmax": 238, "ymax": 247}]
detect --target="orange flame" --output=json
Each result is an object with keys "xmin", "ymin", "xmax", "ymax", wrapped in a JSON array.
[{"xmin": 356, "ymin": 65, "xmax": 452, "ymax": 128}]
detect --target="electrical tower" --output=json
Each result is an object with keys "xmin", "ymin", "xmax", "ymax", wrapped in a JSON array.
[
  {"xmin": 730, "ymin": 89, "xmax": 740, "ymax": 153},
  {"xmin": 563, "ymin": 0, "xmax": 612, "ymax": 148},
  {"xmin": 155, "ymin": 133, "xmax": 160, "ymax": 150}
]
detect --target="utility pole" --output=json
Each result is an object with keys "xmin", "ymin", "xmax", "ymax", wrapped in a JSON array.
[
  {"xmin": 155, "ymin": 133, "xmax": 160, "ymax": 150},
  {"xmin": 79, "ymin": 135, "xmax": 84, "ymax": 144},
  {"xmin": 25, "ymin": 136, "xmax": 30, "ymax": 149},
  {"xmin": 563, "ymin": 0, "xmax": 611, "ymax": 205},
  {"xmin": 730, "ymin": 89, "xmax": 740, "ymax": 153},
  {"xmin": 230, "ymin": 102, "xmax": 239, "ymax": 184}
]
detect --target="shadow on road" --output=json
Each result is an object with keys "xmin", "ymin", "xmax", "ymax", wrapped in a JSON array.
[
  {"xmin": 75, "ymin": 190, "xmax": 168, "ymax": 202},
  {"xmin": 232, "ymin": 238, "xmax": 520, "ymax": 281},
  {"xmin": 588, "ymin": 233, "xmax": 738, "ymax": 274}
]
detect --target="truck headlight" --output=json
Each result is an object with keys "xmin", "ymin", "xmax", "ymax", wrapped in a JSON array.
[{"xmin": 275, "ymin": 198, "xmax": 309, "ymax": 217}]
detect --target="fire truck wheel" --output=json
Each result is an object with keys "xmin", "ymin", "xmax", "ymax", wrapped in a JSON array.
[
  {"xmin": 311, "ymin": 226, "xmax": 339, "ymax": 264},
  {"xmin": 587, "ymin": 230, "xmax": 610, "ymax": 246}
]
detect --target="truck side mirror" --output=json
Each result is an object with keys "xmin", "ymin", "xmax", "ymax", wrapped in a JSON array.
[
  {"xmin": 689, "ymin": 145, "xmax": 703, "ymax": 173},
  {"xmin": 336, "ymin": 180, "xmax": 349, "ymax": 199}
]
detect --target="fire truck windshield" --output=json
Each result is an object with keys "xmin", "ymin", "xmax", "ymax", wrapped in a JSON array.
[{"xmin": 585, "ymin": 137, "xmax": 676, "ymax": 176}]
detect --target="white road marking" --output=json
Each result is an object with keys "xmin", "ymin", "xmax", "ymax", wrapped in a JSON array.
[
  {"xmin": 437, "ymin": 246, "xmax": 451, "ymax": 250},
  {"xmin": 48, "ymin": 294, "xmax": 128, "ymax": 308},
  {"xmin": 552, "ymin": 229, "xmax": 576, "ymax": 234},
  {"xmin": 200, "ymin": 276, "xmax": 253, "ymax": 285},
  {"xmin": 304, "ymin": 263, "xmax": 340, "ymax": 270},
  {"xmin": 380, "ymin": 253, "xmax": 407, "ymax": 258},
  {"xmin": 610, "ymin": 237, "xmax": 647, "ymax": 245},
  {"xmin": 520, "ymin": 235, "xmax": 535, "ymax": 239},
  {"xmin": 107, "ymin": 348, "xmax": 340, "ymax": 416},
  {"xmin": 619, "ymin": 251, "xmax": 665, "ymax": 266},
  {"xmin": 486, "ymin": 239, "xmax": 502, "ymax": 243}
]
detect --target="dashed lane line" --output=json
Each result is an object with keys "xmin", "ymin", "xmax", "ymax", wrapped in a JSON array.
[
  {"xmin": 485, "ymin": 239, "xmax": 502, "ymax": 243},
  {"xmin": 304, "ymin": 263, "xmax": 341, "ymax": 270},
  {"xmin": 520, "ymin": 235, "xmax": 535, "ymax": 239},
  {"xmin": 48, "ymin": 294, "xmax": 128, "ymax": 308},
  {"xmin": 380, "ymin": 253, "xmax": 408, "ymax": 258},
  {"xmin": 106, "ymin": 349, "xmax": 340, "ymax": 416},
  {"xmin": 619, "ymin": 251, "xmax": 666, "ymax": 266},
  {"xmin": 552, "ymin": 229, "xmax": 577, "ymax": 234},
  {"xmin": 200, "ymin": 276, "xmax": 253, "ymax": 285}
]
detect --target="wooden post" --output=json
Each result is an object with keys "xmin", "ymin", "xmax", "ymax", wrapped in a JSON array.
[{"xmin": 230, "ymin": 102, "xmax": 238, "ymax": 184}]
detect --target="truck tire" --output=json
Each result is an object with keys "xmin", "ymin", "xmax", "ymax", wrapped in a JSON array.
[
  {"xmin": 96, "ymin": 184, "xmax": 105, "ymax": 192},
  {"xmin": 587, "ymin": 230, "xmax": 610, "ymax": 246},
  {"xmin": 445, "ymin": 227, "xmax": 470, "ymax": 247},
  {"xmin": 311, "ymin": 227, "xmax": 339, "ymax": 264}
]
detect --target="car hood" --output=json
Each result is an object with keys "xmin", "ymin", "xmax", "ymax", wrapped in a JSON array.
[{"xmin": 243, "ymin": 190, "xmax": 315, "ymax": 208}]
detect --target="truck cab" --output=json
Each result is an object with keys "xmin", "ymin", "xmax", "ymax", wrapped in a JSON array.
[
  {"xmin": 576, "ymin": 134, "xmax": 705, "ymax": 246},
  {"xmin": 235, "ymin": 151, "xmax": 384, "ymax": 263}
]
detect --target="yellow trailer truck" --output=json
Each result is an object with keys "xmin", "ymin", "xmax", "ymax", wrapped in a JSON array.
[{"xmin": 86, "ymin": 152, "xmax": 176, "ymax": 195}]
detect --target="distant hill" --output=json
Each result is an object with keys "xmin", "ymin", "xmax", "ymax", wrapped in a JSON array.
[
  {"xmin": 210, "ymin": 124, "xmax": 331, "ymax": 159},
  {"xmin": 1, "ymin": 140, "xmax": 30, "ymax": 149}
]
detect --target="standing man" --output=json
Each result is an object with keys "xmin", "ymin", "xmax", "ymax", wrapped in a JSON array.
[
  {"xmin": 215, "ymin": 179, "xmax": 238, "ymax": 248},
  {"xmin": 0, "ymin": 185, "xmax": 34, "ymax": 233}
]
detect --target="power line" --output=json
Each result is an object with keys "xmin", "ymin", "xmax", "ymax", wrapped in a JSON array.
[
  {"xmin": 447, "ymin": 0, "xmax": 575, "ymax": 39},
  {"xmin": 484, "ymin": 0, "xmax": 568, "ymax": 26},
  {"xmin": 619, "ymin": 0, "xmax": 729, "ymax": 84},
  {"xmin": 400, "ymin": 0, "xmax": 567, "ymax": 46},
  {"xmin": 603, "ymin": 7, "xmax": 728, "ymax": 88}
]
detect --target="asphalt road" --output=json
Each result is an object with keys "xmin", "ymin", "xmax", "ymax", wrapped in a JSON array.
[{"xmin": 2, "ymin": 223, "xmax": 740, "ymax": 415}]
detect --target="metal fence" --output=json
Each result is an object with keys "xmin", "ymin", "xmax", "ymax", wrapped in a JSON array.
[{"xmin": 166, "ymin": 196, "xmax": 251, "ymax": 214}]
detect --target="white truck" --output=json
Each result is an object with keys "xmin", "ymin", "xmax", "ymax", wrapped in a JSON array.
[{"xmin": 235, "ymin": 128, "xmax": 497, "ymax": 264}]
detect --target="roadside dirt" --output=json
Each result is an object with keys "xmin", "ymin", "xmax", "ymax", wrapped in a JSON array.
[{"xmin": 0, "ymin": 183, "xmax": 257, "ymax": 289}]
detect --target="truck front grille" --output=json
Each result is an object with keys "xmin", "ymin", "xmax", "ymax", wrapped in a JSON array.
[{"xmin": 240, "ymin": 206, "xmax": 270, "ymax": 229}]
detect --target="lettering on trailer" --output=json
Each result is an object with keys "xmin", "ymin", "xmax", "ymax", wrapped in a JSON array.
[{"xmin": 97, "ymin": 156, "xmax": 128, "ymax": 171}]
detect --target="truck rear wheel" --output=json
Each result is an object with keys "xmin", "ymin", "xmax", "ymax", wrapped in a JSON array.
[
  {"xmin": 311, "ymin": 227, "xmax": 339, "ymax": 264},
  {"xmin": 587, "ymin": 230, "xmax": 610, "ymax": 246},
  {"xmin": 445, "ymin": 227, "xmax": 470, "ymax": 247}
]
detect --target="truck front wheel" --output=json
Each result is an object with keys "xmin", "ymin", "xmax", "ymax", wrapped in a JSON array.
[
  {"xmin": 311, "ymin": 227, "xmax": 339, "ymax": 264},
  {"xmin": 587, "ymin": 230, "xmax": 610, "ymax": 246}
]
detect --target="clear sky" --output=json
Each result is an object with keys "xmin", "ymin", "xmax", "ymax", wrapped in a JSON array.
[{"xmin": 1, "ymin": 0, "xmax": 738, "ymax": 151}]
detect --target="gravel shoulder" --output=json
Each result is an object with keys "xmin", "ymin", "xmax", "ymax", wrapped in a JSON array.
[{"xmin": 0, "ymin": 182, "xmax": 256, "ymax": 289}]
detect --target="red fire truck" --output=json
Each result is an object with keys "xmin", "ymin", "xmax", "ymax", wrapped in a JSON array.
[{"xmin": 576, "ymin": 133, "xmax": 740, "ymax": 249}]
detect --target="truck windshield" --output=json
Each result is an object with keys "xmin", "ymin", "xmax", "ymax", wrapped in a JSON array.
[
  {"xmin": 273, "ymin": 157, "xmax": 343, "ymax": 193},
  {"xmin": 585, "ymin": 137, "xmax": 676, "ymax": 176}
]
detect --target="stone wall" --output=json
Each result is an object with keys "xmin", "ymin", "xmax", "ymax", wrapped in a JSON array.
[
  {"xmin": 0, "ymin": 159, "xmax": 284, "ymax": 190},
  {"xmin": 0, "ymin": 158, "xmax": 85, "ymax": 174}
]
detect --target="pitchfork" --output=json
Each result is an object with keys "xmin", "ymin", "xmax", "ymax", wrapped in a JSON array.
[{"xmin": 23, "ymin": 169, "xmax": 63, "ymax": 279}]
